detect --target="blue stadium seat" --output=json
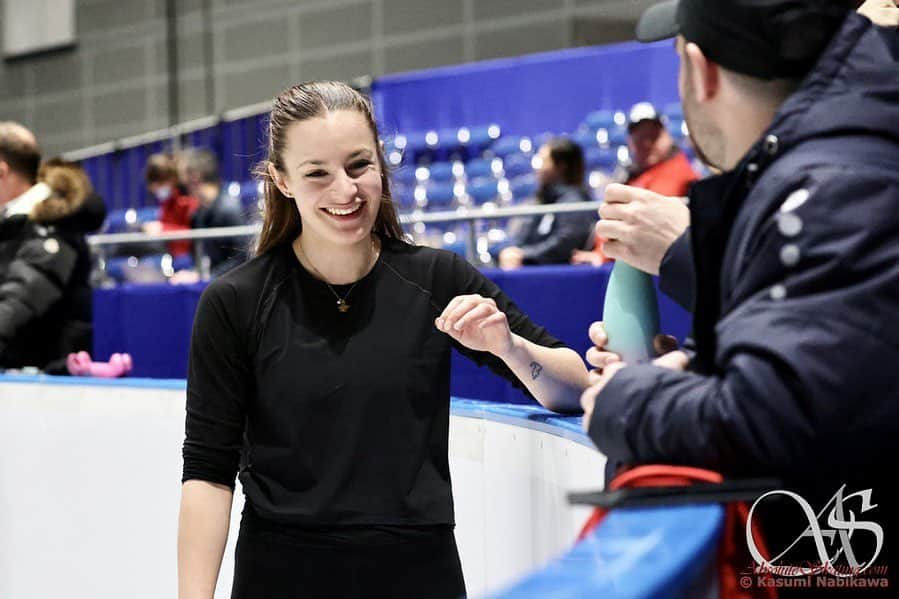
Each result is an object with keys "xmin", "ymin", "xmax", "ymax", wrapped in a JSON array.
[
  {"xmin": 585, "ymin": 147, "xmax": 619, "ymax": 172},
  {"xmin": 403, "ymin": 131, "xmax": 438, "ymax": 163},
  {"xmin": 392, "ymin": 184, "xmax": 416, "ymax": 211},
  {"xmin": 382, "ymin": 136, "xmax": 406, "ymax": 167},
  {"xmin": 437, "ymin": 128, "xmax": 464, "ymax": 154},
  {"xmin": 105, "ymin": 256, "xmax": 134, "ymax": 282},
  {"xmin": 467, "ymin": 177, "xmax": 499, "ymax": 204},
  {"xmin": 240, "ymin": 180, "xmax": 262, "ymax": 203},
  {"xmin": 464, "ymin": 124, "xmax": 502, "ymax": 151},
  {"xmin": 583, "ymin": 109, "xmax": 617, "ymax": 131},
  {"xmin": 138, "ymin": 254, "xmax": 167, "ymax": 271},
  {"xmin": 392, "ymin": 165, "xmax": 420, "ymax": 187},
  {"xmin": 172, "ymin": 254, "xmax": 195, "ymax": 272},
  {"xmin": 488, "ymin": 136, "xmax": 533, "ymax": 158},
  {"xmin": 136, "ymin": 206, "xmax": 159, "ymax": 224},
  {"xmin": 464, "ymin": 158, "xmax": 498, "ymax": 180},
  {"xmin": 573, "ymin": 129, "xmax": 599, "ymax": 150},
  {"xmin": 104, "ymin": 209, "xmax": 136, "ymax": 233},
  {"xmin": 608, "ymin": 128, "xmax": 629, "ymax": 147},
  {"xmin": 424, "ymin": 181, "xmax": 457, "ymax": 209},
  {"xmin": 667, "ymin": 118, "xmax": 687, "ymax": 141},
  {"xmin": 502, "ymin": 153, "xmax": 534, "ymax": 179},
  {"xmin": 510, "ymin": 174, "xmax": 538, "ymax": 202},
  {"xmin": 427, "ymin": 161, "xmax": 457, "ymax": 183}
]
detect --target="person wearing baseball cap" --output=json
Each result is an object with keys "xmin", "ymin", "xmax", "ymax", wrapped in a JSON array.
[
  {"xmin": 624, "ymin": 102, "xmax": 698, "ymax": 196},
  {"xmin": 572, "ymin": 102, "xmax": 698, "ymax": 266},
  {"xmin": 582, "ymin": 0, "xmax": 899, "ymax": 587}
]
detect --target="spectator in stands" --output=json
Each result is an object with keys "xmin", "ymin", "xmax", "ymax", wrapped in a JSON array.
[
  {"xmin": 178, "ymin": 81, "xmax": 589, "ymax": 599},
  {"xmin": 0, "ymin": 123, "xmax": 105, "ymax": 373},
  {"xmin": 168, "ymin": 149, "xmax": 245, "ymax": 283},
  {"xmin": 571, "ymin": 102, "xmax": 698, "ymax": 266},
  {"xmin": 624, "ymin": 102, "xmax": 699, "ymax": 196},
  {"xmin": 497, "ymin": 138, "xmax": 595, "ymax": 269},
  {"xmin": 143, "ymin": 153, "xmax": 198, "ymax": 258},
  {"xmin": 581, "ymin": 0, "xmax": 899, "ymax": 584}
]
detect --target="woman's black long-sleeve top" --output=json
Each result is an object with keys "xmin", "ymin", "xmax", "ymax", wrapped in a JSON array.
[{"xmin": 182, "ymin": 237, "xmax": 564, "ymax": 527}]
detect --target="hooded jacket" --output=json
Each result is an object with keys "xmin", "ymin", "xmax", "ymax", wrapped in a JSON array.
[
  {"xmin": 0, "ymin": 162, "xmax": 106, "ymax": 370},
  {"xmin": 589, "ymin": 14, "xmax": 899, "ymax": 572}
]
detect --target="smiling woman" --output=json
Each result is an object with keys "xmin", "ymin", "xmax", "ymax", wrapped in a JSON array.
[
  {"xmin": 255, "ymin": 81, "xmax": 404, "ymax": 264},
  {"xmin": 177, "ymin": 81, "xmax": 590, "ymax": 599}
]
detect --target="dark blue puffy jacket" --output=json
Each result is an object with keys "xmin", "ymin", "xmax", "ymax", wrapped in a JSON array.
[{"xmin": 589, "ymin": 14, "xmax": 899, "ymax": 576}]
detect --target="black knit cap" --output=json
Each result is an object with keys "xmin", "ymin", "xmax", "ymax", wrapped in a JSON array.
[{"xmin": 636, "ymin": 0, "xmax": 855, "ymax": 79}]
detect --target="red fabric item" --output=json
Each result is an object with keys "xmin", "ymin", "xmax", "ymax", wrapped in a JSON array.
[
  {"xmin": 158, "ymin": 189, "xmax": 199, "ymax": 257},
  {"xmin": 576, "ymin": 465, "xmax": 776, "ymax": 599},
  {"xmin": 626, "ymin": 150, "xmax": 699, "ymax": 197},
  {"xmin": 593, "ymin": 151, "xmax": 698, "ymax": 257}
]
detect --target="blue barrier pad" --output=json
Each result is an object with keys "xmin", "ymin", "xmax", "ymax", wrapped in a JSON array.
[
  {"xmin": 492, "ymin": 504, "xmax": 724, "ymax": 598},
  {"xmin": 0, "ymin": 373, "xmax": 186, "ymax": 390}
]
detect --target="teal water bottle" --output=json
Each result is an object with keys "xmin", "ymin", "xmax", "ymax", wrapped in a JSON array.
[{"xmin": 602, "ymin": 261, "xmax": 660, "ymax": 363}]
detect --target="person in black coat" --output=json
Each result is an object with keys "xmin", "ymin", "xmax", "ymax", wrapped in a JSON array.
[
  {"xmin": 0, "ymin": 122, "xmax": 106, "ymax": 371},
  {"xmin": 498, "ymin": 137, "xmax": 595, "ymax": 268},
  {"xmin": 582, "ymin": 1, "xmax": 899, "ymax": 586}
]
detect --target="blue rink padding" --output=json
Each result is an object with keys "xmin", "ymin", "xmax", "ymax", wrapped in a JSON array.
[
  {"xmin": 0, "ymin": 372, "xmax": 187, "ymax": 390},
  {"xmin": 93, "ymin": 264, "xmax": 693, "ymax": 401},
  {"xmin": 452, "ymin": 398, "xmax": 724, "ymax": 598},
  {"xmin": 0, "ymin": 375, "xmax": 723, "ymax": 598},
  {"xmin": 490, "ymin": 504, "xmax": 723, "ymax": 598}
]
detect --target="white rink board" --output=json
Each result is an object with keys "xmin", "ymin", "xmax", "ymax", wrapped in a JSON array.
[{"xmin": 0, "ymin": 380, "xmax": 605, "ymax": 599}]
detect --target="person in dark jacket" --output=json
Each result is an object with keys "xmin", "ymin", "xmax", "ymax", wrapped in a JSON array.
[
  {"xmin": 185, "ymin": 149, "xmax": 246, "ymax": 277},
  {"xmin": 591, "ymin": 2, "xmax": 899, "ymax": 312},
  {"xmin": 0, "ymin": 123, "xmax": 106, "ymax": 372},
  {"xmin": 498, "ymin": 137, "xmax": 595, "ymax": 268},
  {"xmin": 581, "ymin": 0, "xmax": 899, "ymax": 588}
]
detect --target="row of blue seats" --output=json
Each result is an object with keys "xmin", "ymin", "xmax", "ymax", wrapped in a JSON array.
[
  {"xmin": 98, "ymin": 102, "xmax": 689, "ymax": 233},
  {"xmin": 384, "ymin": 103, "xmax": 687, "ymax": 166},
  {"xmin": 391, "ymin": 146, "xmax": 620, "ymax": 187},
  {"xmin": 393, "ymin": 173, "xmax": 538, "ymax": 210}
]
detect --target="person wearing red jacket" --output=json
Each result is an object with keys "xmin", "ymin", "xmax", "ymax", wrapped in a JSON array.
[
  {"xmin": 572, "ymin": 102, "xmax": 699, "ymax": 265},
  {"xmin": 143, "ymin": 153, "xmax": 198, "ymax": 258}
]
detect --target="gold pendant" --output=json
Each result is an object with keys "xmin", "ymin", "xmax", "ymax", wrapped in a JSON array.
[{"xmin": 337, "ymin": 299, "xmax": 350, "ymax": 313}]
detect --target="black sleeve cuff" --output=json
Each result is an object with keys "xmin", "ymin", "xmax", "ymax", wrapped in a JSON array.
[{"xmin": 658, "ymin": 229, "xmax": 695, "ymax": 312}]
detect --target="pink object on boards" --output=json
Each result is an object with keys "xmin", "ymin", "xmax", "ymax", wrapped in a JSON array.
[{"xmin": 66, "ymin": 351, "xmax": 133, "ymax": 378}]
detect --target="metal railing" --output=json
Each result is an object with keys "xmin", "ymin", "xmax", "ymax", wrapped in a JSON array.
[{"xmin": 88, "ymin": 200, "xmax": 603, "ymax": 276}]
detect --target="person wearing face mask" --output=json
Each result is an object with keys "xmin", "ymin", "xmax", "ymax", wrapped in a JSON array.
[
  {"xmin": 497, "ymin": 137, "xmax": 596, "ymax": 269},
  {"xmin": 177, "ymin": 81, "xmax": 590, "ymax": 599},
  {"xmin": 143, "ymin": 153, "xmax": 199, "ymax": 258}
]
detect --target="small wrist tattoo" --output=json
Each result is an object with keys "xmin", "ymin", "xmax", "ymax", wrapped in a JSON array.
[{"xmin": 529, "ymin": 361, "xmax": 543, "ymax": 380}]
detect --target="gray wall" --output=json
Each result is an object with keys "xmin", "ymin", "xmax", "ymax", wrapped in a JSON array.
[{"xmin": 0, "ymin": 0, "xmax": 656, "ymax": 155}]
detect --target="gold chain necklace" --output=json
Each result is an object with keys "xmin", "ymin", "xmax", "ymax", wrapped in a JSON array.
[{"xmin": 296, "ymin": 238, "xmax": 379, "ymax": 313}]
